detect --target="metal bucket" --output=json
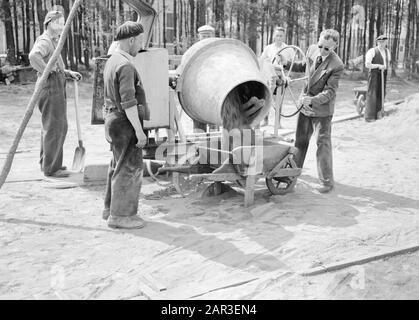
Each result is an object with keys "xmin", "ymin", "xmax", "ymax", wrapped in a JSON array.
[{"xmin": 176, "ymin": 38, "xmax": 272, "ymax": 127}]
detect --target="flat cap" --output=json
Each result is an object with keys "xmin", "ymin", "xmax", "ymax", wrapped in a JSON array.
[
  {"xmin": 197, "ymin": 25, "xmax": 215, "ymax": 33},
  {"xmin": 115, "ymin": 21, "xmax": 144, "ymax": 41},
  {"xmin": 44, "ymin": 10, "xmax": 63, "ymax": 27},
  {"xmin": 376, "ymin": 35, "xmax": 388, "ymax": 41}
]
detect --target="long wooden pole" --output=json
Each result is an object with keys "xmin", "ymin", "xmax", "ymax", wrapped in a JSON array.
[{"xmin": 0, "ymin": 0, "xmax": 83, "ymax": 190}]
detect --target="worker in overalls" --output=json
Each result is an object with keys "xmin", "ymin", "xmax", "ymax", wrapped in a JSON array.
[
  {"xmin": 29, "ymin": 10, "xmax": 81, "ymax": 178},
  {"xmin": 365, "ymin": 35, "xmax": 391, "ymax": 122},
  {"xmin": 102, "ymin": 21, "xmax": 150, "ymax": 229}
]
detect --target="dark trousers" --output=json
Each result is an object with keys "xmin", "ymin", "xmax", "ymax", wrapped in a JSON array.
[
  {"xmin": 38, "ymin": 72, "xmax": 68, "ymax": 175},
  {"xmin": 365, "ymin": 69, "xmax": 387, "ymax": 120},
  {"xmin": 294, "ymin": 113, "xmax": 334, "ymax": 187},
  {"xmin": 104, "ymin": 110, "xmax": 143, "ymax": 217}
]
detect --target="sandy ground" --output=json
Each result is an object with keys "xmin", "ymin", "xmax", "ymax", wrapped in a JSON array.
[{"xmin": 0, "ymin": 76, "xmax": 419, "ymax": 300}]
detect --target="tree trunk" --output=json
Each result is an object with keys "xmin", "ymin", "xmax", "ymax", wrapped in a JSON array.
[
  {"xmin": 243, "ymin": 9, "xmax": 247, "ymax": 43},
  {"xmin": 346, "ymin": 0, "xmax": 354, "ymax": 64},
  {"xmin": 391, "ymin": 0, "xmax": 402, "ymax": 76},
  {"xmin": 305, "ymin": 0, "xmax": 312, "ymax": 50},
  {"xmin": 404, "ymin": 0, "xmax": 413, "ymax": 74},
  {"xmin": 25, "ymin": 0, "xmax": 31, "ymax": 53},
  {"xmin": 174, "ymin": 0, "xmax": 177, "ymax": 54},
  {"xmin": 317, "ymin": 0, "xmax": 325, "ymax": 38},
  {"xmin": 261, "ymin": 0, "xmax": 265, "ymax": 49},
  {"xmin": 163, "ymin": 0, "xmax": 166, "ymax": 47},
  {"xmin": 184, "ymin": 0, "xmax": 188, "ymax": 38},
  {"xmin": 325, "ymin": 0, "xmax": 334, "ymax": 29},
  {"xmin": 342, "ymin": 0, "xmax": 350, "ymax": 63},
  {"xmin": 12, "ymin": 0, "xmax": 19, "ymax": 60},
  {"xmin": 197, "ymin": 0, "xmax": 206, "ymax": 27},
  {"xmin": 286, "ymin": 0, "xmax": 293, "ymax": 43},
  {"xmin": 415, "ymin": 0, "xmax": 419, "ymax": 73},
  {"xmin": 78, "ymin": 4, "xmax": 83, "ymax": 64},
  {"xmin": 36, "ymin": 0, "xmax": 45, "ymax": 34},
  {"xmin": 179, "ymin": 0, "xmax": 183, "ymax": 42},
  {"xmin": 336, "ymin": 0, "xmax": 344, "ymax": 56},
  {"xmin": 295, "ymin": 3, "xmax": 299, "ymax": 46},
  {"xmin": 229, "ymin": 2, "xmax": 233, "ymax": 38},
  {"xmin": 62, "ymin": 0, "xmax": 76, "ymax": 69},
  {"xmin": 189, "ymin": 0, "xmax": 195, "ymax": 40},
  {"xmin": 1, "ymin": 0, "xmax": 16, "ymax": 63},
  {"xmin": 362, "ymin": 0, "xmax": 367, "ymax": 72},
  {"xmin": 368, "ymin": 0, "xmax": 376, "ymax": 50},
  {"xmin": 31, "ymin": 0, "xmax": 36, "ymax": 41},
  {"xmin": 248, "ymin": 0, "xmax": 258, "ymax": 53},
  {"xmin": 21, "ymin": 1, "xmax": 26, "ymax": 54},
  {"xmin": 376, "ymin": 0, "xmax": 382, "ymax": 37},
  {"xmin": 236, "ymin": 4, "xmax": 240, "ymax": 40}
]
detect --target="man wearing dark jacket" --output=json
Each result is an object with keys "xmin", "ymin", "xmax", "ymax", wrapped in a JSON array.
[
  {"xmin": 286, "ymin": 29, "xmax": 344, "ymax": 193},
  {"xmin": 364, "ymin": 35, "xmax": 391, "ymax": 122},
  {"xmin": 102, "ymin": 21, "xmax": 150, "ymax": 229}
]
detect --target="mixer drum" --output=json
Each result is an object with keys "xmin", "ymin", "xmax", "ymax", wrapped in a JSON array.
[{"xmin": 176, "ymin": 38, "xmax": 272, "ymax": 127}]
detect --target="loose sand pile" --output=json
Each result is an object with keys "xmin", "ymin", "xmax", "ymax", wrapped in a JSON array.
[{"xmin": 379, "ymin": 93, "xmax": 419, "ymax": 148}]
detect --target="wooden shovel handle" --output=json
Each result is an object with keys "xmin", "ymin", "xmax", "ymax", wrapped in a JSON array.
[{"xmin": 74, "ymin": 80, "xmax": 83, "ymax": 142}]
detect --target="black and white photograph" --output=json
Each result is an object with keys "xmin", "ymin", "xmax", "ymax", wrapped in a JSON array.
[{"xmin": 0, "ymin": 0, "xmax": 418, "ymax": 302}]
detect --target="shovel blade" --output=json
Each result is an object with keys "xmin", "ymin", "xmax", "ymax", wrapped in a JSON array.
[{"xmin": 72, "ymin": 146, "xmax": 86, "ymax": 172}]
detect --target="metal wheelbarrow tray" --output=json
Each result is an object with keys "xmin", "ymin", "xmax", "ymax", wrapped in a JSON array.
[{"xmin": 159, "ymin": 136, "xmax": 302, "ymax": 207}]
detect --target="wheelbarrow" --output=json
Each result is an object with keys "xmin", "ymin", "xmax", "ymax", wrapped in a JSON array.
[
  {"xmin": 157, "ymin": 135, "xmax": 302, "ymax": 207},
  {"xmin": 353, "ymin": 86, "xmax": 367, "ymax": 116}
]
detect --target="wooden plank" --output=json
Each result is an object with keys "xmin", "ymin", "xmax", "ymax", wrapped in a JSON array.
[
  {"xmin": 265, "ymin": 156, "xmax": 289, "ymax": 179},
  {"xmin": 188, "ymin": 277, "xmax": 259, "ymax": 299},
  {"xmin": 136, "ymin": 279, "xmax": 159, "ymax": 300},
  {"xmin": 299, "ymin": 243, "xmax": 419, "ymax": 276},
  {"xmin": 140, "ymin": 274, "xmax": 167, "ymax": 292},
  {"xmin": 268, "ymin": 168, "xmax": 301, "ymax": 179},
  {"xmin": 190, "ymin": 173, "xmax": 243, "ymax": 181}
]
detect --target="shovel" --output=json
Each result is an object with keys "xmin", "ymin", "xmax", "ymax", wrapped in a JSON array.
[
  {"xmin": 71, "ymin": 80, "xmax": 86, "ymax": 172},
  {"xmin": 381, "ymin": 68, "xmax": 385, "ymax": 118}
]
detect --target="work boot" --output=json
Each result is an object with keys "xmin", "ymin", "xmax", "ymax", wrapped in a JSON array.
[
  {"xmin": 102, "ymin": 208, "xmax": 110, "ymax": 220},
  {"xmin": 40, "ymin": 165, "xmax": 66, "ymax": 172},
  {"xmin": 44, "ymin": 169, "xmax": 70, "ymax": 178},
  {"xmin": 107, "ymin": 215, "xmax": 145, "ymax": 229},
  {"xmin": 317, "ymin": 185, "xmax": 334, "ymax": 194}
]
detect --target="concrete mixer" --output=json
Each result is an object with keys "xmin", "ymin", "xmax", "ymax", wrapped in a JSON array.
[{"xmin": 91, "ymin": 0, "xmax": 302, "ymax": 207}]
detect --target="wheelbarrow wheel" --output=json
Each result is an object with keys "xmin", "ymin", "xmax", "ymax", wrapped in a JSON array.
[
  {"xmin": 265, "ymin": 159, "xmax": 298, "ymax": 195},
  {"xmin": 356, "ymin": 94, "xmax": 366, "ymax": 116}
]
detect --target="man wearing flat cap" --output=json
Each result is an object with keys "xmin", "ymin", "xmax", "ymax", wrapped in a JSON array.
[
  {"xmin": 365, "ymin": 35, "xmax": 391, "ymax": 122},
  {"xmin": 197, "ymin": 25, "xmax": 215, "ymax": 40},
  {"xmin": 102, "ymin": 21, "xmax": 150, "ymax": 229},
  {"xmin": 29, "ymin": 10, "xmax": 82, "ymax": 178}
]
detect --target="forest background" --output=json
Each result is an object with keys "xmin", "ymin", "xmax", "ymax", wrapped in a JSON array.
[{"xmin": 0, "ymin": 0, "xmax": 419, "ymax": 78}]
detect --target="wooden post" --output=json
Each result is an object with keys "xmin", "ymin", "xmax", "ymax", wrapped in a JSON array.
[
  {"xmin": 244, "ymin": 175, "xmax": 256, "ymax": 207},
  {"xmin": 0, "ymin": 0, "xmax": 83, "ymax": 190}
]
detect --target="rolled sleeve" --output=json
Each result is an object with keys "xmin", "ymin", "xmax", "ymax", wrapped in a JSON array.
[
  {"xmin": 117, "ymin": 64, "xmax": 138, "ymax": 110},
  {"xmin": 365, "ymin": 48, "xmax": 374, "ymax": 68},
  {"xmin": 29, "ymin": 39, "xmax": 50, "ymax": 74}
]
